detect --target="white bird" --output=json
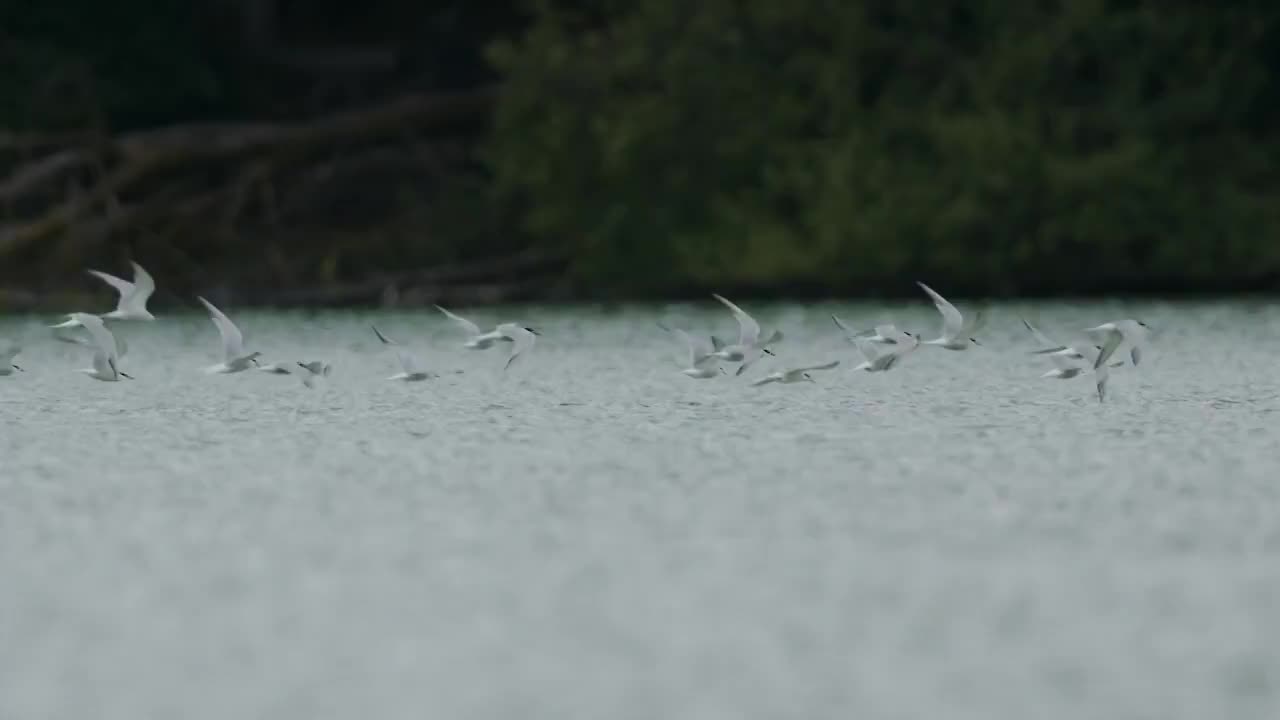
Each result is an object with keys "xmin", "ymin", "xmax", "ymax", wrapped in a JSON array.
[
  {"xmin": 1040, "ymin": 346, "xmax": 1124, "ymax": 379},
  {"xmin": 496, "ymin": 323, "xmax": 539, "ymax": 371},
  {"xmin": 372, "ymin": 325, "xmax": 433, "ymax": 381},
  {"xmin": 1085, "ymin": 319, "xmax": 1150, "ymax": 369},
  {"xmin": 750, "ymin": 360, "xmax": 840, "ymax": 386},
  {"xmin": 851, "ymin": 335, "xmax": 916, "ymax": 372},
  {"xmin": 831, "ymin": 316, "xmax": 912, "ymax": 346},
  {"xmin": 197, "ymin": 296, "xmax": 261, "ymax": 373},
  {"xmin": 917, "ymin": 281, "xmax": 983, "ymax": 350},
  {"xmin": 435, "ymin": 305, "xmax": 502, "ymax": 349},
  {"xmin": 87, "ymin": 261, "xmax": 157, "ymax": 321},
  {"xmin": 296, "ymin": 360, "xmax": 332, "ymax": 389},
  {"xmin": 706, "ymin": 293, "xmax": 782, "ymax": 375},
  {"xmin": 67, "ymin": 313, "xmax": 131, "ymax": 381},
  {"xmin": 659, "ymin": 323, "xmax": 724, "ymax": 379},
  {"xmin": 0, "ymin": 343, "xmax": 22, "ymax": 376},
  {"xmin": 1021, "ymin": 319, "xmax": 1122, "ymax": 379}
]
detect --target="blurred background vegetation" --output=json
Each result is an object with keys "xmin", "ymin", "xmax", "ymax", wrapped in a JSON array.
[{"xmin": 2, "ymin": 0, "xmax": 1279, "ymax": 308}]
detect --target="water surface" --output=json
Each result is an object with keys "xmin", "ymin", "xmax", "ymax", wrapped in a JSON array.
[{"xmin": 2, "ymin": 300, "xmax": 1279, "ymax": 719}]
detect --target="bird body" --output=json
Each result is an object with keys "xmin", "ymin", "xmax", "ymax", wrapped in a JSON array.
[
  {"xmin": 750, "ymin": 361, "xmax": 839, "ymax": 386},
  {"xmin": 87, "ymin": 261, "xmax": 157, "ymax": 321}
]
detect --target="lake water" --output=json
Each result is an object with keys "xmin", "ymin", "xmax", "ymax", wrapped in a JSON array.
[{"xmin": 2, "ymin": 299, "xmax": 1279, "ymax": 719}]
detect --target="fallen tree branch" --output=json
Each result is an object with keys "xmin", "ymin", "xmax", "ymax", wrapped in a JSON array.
[{"xmin": 0, "ymin": 85, "xmax": 497, "ymax": 258}]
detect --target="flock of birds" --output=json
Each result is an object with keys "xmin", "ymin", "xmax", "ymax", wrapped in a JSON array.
[{"xmin": 0, "ymin": 261, "xmax": 1152, "ymax": 402}]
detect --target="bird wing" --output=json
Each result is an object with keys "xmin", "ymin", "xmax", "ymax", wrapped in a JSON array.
[
  {"xmin": 798, "ymin": 360, "xmax": 840, "ymax": 373},
  {"xmin": 1093, "ymin": 329, "xmax": 1123, "ymax": 369},
  {"xmin": 499, "ymin": 324, "xmax": 536, "ymax": 371},
  {"xmin": 373, "ymin": 325, "xmax": 422, "ymax": 375},
  {"xmin": 76, "ymin": 314, "xmax": 120, "ymax": 362},
  {"xmin": 435, "ymin": 305, "xmax": 481, "ymax": 337},
  {"xmin": 1021, "ymin": 317, "xmax": 1069, "ymax": 354},
  {"xmin": 198, "ymin": 296, "xmax": 245, "ymax": 361},
  {"xmin": 125, "ymin": 261, "xmax": 156, "ymax": 310},
  {"xmin": 1130, "ymin": 345, "xmax": 1142, "ymax": 367},
  {"xmin": 749, "ymin": 374, "xmax": 780, "ymax": 387},
  {"xmin": 831, "ymin": 314, "xmax": 855, "ymax": 335},
  {"xmin": 916, "ymin": 281, "xmax": 963, "ymax": 337},
  {"xmin": 86, "ymin": 269, "xmax": 133, "ymax": 297},
  {"xmin": 712, "ymin": 293, "xmax": 760, "ymax": 345}
]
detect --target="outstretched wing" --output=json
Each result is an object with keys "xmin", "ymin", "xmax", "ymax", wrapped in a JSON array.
[
  {"xmin": 712, "ymin": 293, "xmax": 760, "ymax": 345},
  {"xmin": 372, "ymin": 325, "xmax": 422, "ymax": 375},
  {"xmin": 1021, "ymin": 317, "xmax": 1068, "ymax": 354},
  {"xmin": 126, "ymin": 261, "xmax": 156, "ymax": 309},
  {"xmin": 798, "ymin": 360, "xmax": 840, "ymax": 373},
  {"xmin": 86, "ymin": 269, "xmax": 133, "ymax": 299},
  {"xmin": 435, "ymin": 305, "xmax": 481, "ymax": 337},
  {"xmin": 499, "ymin": 325, "xmax": 536, "ymax": 371},
  {"xmin": 916, "ymin": 281, "xmax": 963, "ymax": 337},
  {"xmin": 198, "ymin": 296, "xmax": 245, "ymax": 361}
]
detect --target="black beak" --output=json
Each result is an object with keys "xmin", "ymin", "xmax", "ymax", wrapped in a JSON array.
[
  {"xmin": 12, "ymin": 364, "xmax": 21, "ymax": 372},
  {"xmin": 763, "ymin": 348, "xmax": 776, "ymax": 356},
  {"xmin": 120, "ymin": 372, "xmax": 134, "ymax": 380},
  {"xmin": 970, "ymin": 337, "xmax": 982, "ymax": 346},
  {"xmin": 526, "ymin": 327, "xmax": 540, "ymax": 335}
]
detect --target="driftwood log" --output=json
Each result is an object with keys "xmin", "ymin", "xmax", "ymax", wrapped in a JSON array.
[{"xmin": 0, "ymin": 85, "xmax": 561, "ymax": 308}]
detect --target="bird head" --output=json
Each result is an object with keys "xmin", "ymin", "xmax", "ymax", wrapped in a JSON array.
[
  {"xmin": 525, "ymin": 327, "xmax": 541, "ymax": 336},
  {"xmin": 12, "ymin": 364, "xmax": 22, "ymax": 372},
  {"xmin": 970, "ymin": 337, "xmax": 982, "ymax": 346},
  {"xmin": 803, "ymin": 373, "xmax": 814, "ymax": 382}
]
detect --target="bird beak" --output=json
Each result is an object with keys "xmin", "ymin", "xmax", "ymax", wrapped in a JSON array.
[
  {"xmin": 763, "ymin": 348, "xmax": 776, "ymax": 356},
  {"xmin": 970, "ymin": 337, "xmax": 982, "ymax": 346},
  {"xmin": 12, "ymin": 364, "xmax": 22, "ymax": 372},
  {"xmin": 120, "ymin": 372, "xmax": 134, "ymax": 380},
  {"xmin": 526, "ymin": 327, "xmax": 541, "ymax": 335}
]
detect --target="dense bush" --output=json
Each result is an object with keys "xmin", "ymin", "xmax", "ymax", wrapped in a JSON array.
[{"xmin": 487, "ymin": 1, "xmax": 1280, "ymax": 295}]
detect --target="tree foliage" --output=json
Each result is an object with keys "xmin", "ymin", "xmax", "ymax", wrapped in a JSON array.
[{"xmin": 488, "ymin": 0, "xmax": 1280, "ymax": 295}]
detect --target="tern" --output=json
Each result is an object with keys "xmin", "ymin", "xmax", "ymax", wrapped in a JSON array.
[
  {"xmin": 750, "ymin": 360, "xmax": 840, "ymax": 386},
  {"xmin": 296, "ymin": 360, "xmax": 332, "ymax": 389},
  {"xmin": 851, "ymin": 335, "xmax": 916, "ymax": 372},
  {"xmin": 67, "ymin": 313, "xmax": 131, "ymax": 381},
  {"xmin": 917, "ymin": 281, "xmax": 983, "ymax": 350},
  {"xmin": 1020, "ymin": 319, "xmax": 1122, "ymax": 379},
  {"xmin": 706, "ymin": 293, "xmax": 782, "ymax": 375},
  {"xmin": 1085, "ymin": 319, "xmax": 1150, "ymax": 369},
  {"xmin": 372, "ymin": 325, "xmax": 434, "ymax": 381},
  {"xmin": 87, "ymin": 261, "xmax": 157, "ymax": 321},
  {"xmin": 659, "ymin": 323, "xmax": 724, "ymax": 379},
  {"xmin": 197, "ymin": 296, "xmax": 261, "ymax": 373},
  {"xmin": 831, "ymin": 316, "xmax": 912, "ymax": 345},
  {"xmin": 0, "ymin": 343, "xmax": 22, "ymax": 375},
  {"xmin": 497, "ymin": 324, "xmax": 539, "ymax": 371}
]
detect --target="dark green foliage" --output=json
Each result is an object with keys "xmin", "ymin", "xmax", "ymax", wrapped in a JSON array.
[{"xmin": 488, "ymin": 1, "xmax": 1280, "ymax": 295}]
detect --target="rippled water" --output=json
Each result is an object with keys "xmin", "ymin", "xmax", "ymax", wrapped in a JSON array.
[{"xmin": 2, "ymin": 299, "xmax": 1279, "ymax": 719}]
